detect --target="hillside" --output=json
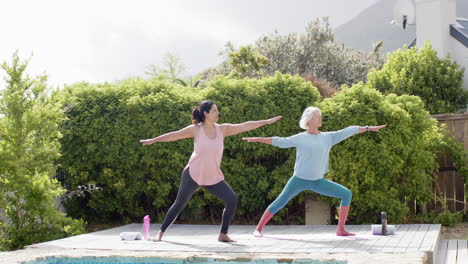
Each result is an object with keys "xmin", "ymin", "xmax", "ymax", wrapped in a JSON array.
[{"xmin": 335, "ymin": 0, "xmax": 468, "ymax": 53}]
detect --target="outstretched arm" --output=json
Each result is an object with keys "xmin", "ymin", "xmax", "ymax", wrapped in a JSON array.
[
  {"xmin": 358, "ymin": 124, "xmax": 387, "ymax": 133},
  {"xmin": 244, "ymin": 133, "xmax": 301, "ymax": 148},
  {"xmin": 331, "ymin": 124, "xmax": 387, "ymax": 146},
  {"xmin": 220, "ymin": 116, "xmax": 282, "ymax": 137},
  {"xmin": 140, "ymin": 125, "xmax": 194, "ymax": 145},
  {"xmin": 241, "ymin": 137, "xmax": 273, "ymax": 144}
]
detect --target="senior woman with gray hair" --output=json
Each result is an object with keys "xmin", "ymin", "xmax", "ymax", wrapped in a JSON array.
[{"xmin": 243, "ymin": 106, "xmax": 386, "ymax": 236}]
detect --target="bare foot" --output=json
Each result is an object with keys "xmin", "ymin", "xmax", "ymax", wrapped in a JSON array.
[
  {"xmin": 152, "ymin": 231, "xmax": 164, "ymax": 241},
  {"xmin": 253, "ymin": 229, "xmax": 263, "ymax": 237},
  {"xmin": 336, "ymin": 229, "xmax": 355, "ymax": 236},
  {"xmin": 218, "ymin": 233, "xmax": 236, "ymax": 242}
]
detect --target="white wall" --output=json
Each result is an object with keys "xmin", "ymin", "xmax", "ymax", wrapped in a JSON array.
[
  {"xmin": 415, "ymin": 0, "xmax": 467, "ymax": 90},
  {"xmin": 415, "ymin": 0, "xmax": 454, "ymax": 57},
  {"xmin": 451, "ymin": 37, "xmax": 468, "ymax": 90}
]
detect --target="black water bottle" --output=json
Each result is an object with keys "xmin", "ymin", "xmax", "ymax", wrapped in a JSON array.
[{"xmin": 381, "ymin": 211, "xmax": 387, "ymax": 235}]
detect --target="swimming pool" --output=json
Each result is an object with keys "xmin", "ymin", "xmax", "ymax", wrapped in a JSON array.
[{"xmin": 23, "ymin": 256, "xmax": 346, "ymax": 264}]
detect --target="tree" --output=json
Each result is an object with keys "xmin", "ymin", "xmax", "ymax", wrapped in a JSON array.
[
  {"xmin": 0, "ymin": 52, "xmax": 84, "ymax": 250},
  {"xmin": 197, "ymin": 41, "xmax": 235, "ymax": 84},
  {"xmin": 145, "ymin": 53, "xmax": 187, "ymax": 83},
  {"xmin": 200, "ymin": 18, "xmax": 384, "ymax": 86},
  {"xmin": 367, "ymin": 42, "xmax": 466, "ymax": 114},
  {"xmin": 228, "ymin": 45, "xmax": 269, "ymax": 78},
  {"xmin": 145, "ymin": 53, "xmax": 205, "ymax": 88},
  {"xmin": 254, "ymin": 17, "xmax": 385, "ymax": 86}
]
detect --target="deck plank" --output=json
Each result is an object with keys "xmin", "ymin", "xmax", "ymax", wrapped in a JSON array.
[
  {"xmin": 291, "ymin": 225, "xmax": 324, "ymax": 252},
  {"xmin": 380, "ymin": 225, "xmax": 407, "ymax": 253},
  {"xmin": 406, "ymin": 224, "xmax": 430, "ymax": 252},
  {"xmin": 446, "ymin": 240, "xmax": 458, "ymax": 264},
  {"xmin": 420, "ymin": 224, "xmax": 441, "ymax": 251},
  {"xmin": 372, "ymin": 224, "xmax": 407, "ymax": 252},
  {"xmin": 331, "ymin": 225, "xmax": 369, "ymax": 253},
  {"xmin": 22, "ymin": 223, "xmax": 442, "ymax": 262},
  {"xmin": 357, "ymin": 225, "xmax": 403, "ymax": 252},
  {"xmin": 393, "ymin": 224, "xmax": 421, "ymax": 253},
  {"xmin": 340, "ymin": 225, "xmax": 372, "ymax": 252},
  {"xmin": 436, "ymin": 240, "xmax": 448, "ymax": 264},
  {"xmin": 456, "ymin": 240, "xmax": 468, "ymax": 264},
  {"xmin": 319, "ymin": 225, "xmax": 360, "ymax": 253},
  {"xmin": 304, "ymin": 225, "xmax": 341, "ymax": 253},
  {"xmin": 327, "ymin": 225, "xmax": 357, "ymax": 252}
]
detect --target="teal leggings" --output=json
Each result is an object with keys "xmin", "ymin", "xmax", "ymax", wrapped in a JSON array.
[{"xmin": 267, "ymin": 176, "xmax": 352, "ymax": 214}]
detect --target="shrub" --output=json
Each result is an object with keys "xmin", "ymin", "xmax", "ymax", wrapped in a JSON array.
[
  {"xmin": 433, "ymin": 211, "xmax": 463, "ymax": 227},
  {"xmin": 367, "ymin": 42, "xmax": 466, "ymax": 114},
  {"xmin": 57, "ymin": 73, "xmax": 466, "ymax": 226},
  {"xmin": 0, "ymin": 52, "xmax": 85, "ymax": 250},
  {"xmin": 318, "ymin": 83, "xmax": 439, "ymax": 223},
  {"xmin": 57, "ymin": 73, "xmax": 321, "ymax": 223},
  {"xmin": 203, "ymin": 73, "xmax": 321, "ymax": 220},
  {"xmin": 57, "ymin": 78, "xmax": 202, "ymax": 223}
]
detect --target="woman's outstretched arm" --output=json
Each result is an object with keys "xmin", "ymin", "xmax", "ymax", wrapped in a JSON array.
[
  {"xmin": 140, "ymin": 125, "xmax": 195, "ymax": 145},
  {"xmin": 241, "ymin": 137, "xmax": 273, "ymax": 144},
  {"xmin": 220, "ymin": 116, "xmax": 282, "ymax": 137},
  {"xmin": 331, "ymin": 125, "xmax": 387, "ymax": 146},
  {"xmin": 358, "ymin": 124, "xmax": 387, "ymax": 133}
]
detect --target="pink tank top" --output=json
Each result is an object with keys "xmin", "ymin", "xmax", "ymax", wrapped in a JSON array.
[{"xmin": 186, "ymin": 123, "xmax": 224, "ymax": 185}]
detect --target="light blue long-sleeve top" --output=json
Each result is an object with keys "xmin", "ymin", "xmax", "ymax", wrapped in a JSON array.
[{"xmin": 272, "ymin": 126, "xmax": 360, "ymax": 181}]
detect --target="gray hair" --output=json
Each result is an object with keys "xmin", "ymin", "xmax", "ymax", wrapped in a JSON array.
[{"xmin": 299, "ymin": 106, "xmax": 321, "ymax": 130}]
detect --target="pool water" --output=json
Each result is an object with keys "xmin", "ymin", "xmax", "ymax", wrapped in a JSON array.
[
  {"xmin": 23, "ymin": 257, "xmax": 179, "ymax": 264},
  {"xmin": 23, "ymin": 257, "xmax": 346, "ymax": 264}
]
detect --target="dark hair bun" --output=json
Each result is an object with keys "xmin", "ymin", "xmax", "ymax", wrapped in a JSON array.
[{"xmin": 191, "ymin": 100, "xmax": 215, "ymax": 124}]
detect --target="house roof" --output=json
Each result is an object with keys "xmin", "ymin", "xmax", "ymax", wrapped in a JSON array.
[{"xmin": 451, "ymin": 19, "xmax": 468, "ymax": 48}]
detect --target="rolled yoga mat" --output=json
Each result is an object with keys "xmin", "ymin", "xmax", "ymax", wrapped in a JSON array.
[
  {"xmin": 371, "ymin": 224, "xmax": 395, "ymax": 235},
  {"xmin": 120, "ymin": 232, "xmax": 143, "ymax": 240}
]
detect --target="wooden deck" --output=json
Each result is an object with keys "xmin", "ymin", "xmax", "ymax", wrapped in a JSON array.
[
  {"xmin": 436, "ymin": 239, "xmax": 468, "ymax": 264},
  {"xmin": 17, "ymin": 223, "xmax": 444, "ymax": 264}
]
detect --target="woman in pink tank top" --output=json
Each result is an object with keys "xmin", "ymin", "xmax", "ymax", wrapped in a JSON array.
[{"xmin": 140, "ymin": 100, "xmax": 281, "ymax": 242}]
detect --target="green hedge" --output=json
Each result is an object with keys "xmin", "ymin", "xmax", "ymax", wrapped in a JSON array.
[
  {"xmin": 319, "ymin": 83, "xmax": 442, "ymax": 223},
  {"xmin": 367, "ymin": 42, "xmax": 466, "ymax": 114},
  {"xmin": 57, "ymin": 74, "xmax": 465, "ymax": 225},
  {"xmin": 57, "ymin": 73, "xmax": 320, "ymax": 223},
  {"xmin": 203, "ymin": 73, "xmax": 321, "ymax": 221},
  {"xmin": 57, "ymin": 78, "xmax": 201, "ymax": 223}
]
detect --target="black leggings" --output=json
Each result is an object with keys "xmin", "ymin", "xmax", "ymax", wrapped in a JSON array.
[{"xmin": 160, "ymin": 167, "xmax": 238, "ymax": 234}]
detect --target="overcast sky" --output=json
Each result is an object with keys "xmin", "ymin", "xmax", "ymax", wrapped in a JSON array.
[{"xmin": 0, "ymin": 0, "xmax": 378, "ymax": 88}]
